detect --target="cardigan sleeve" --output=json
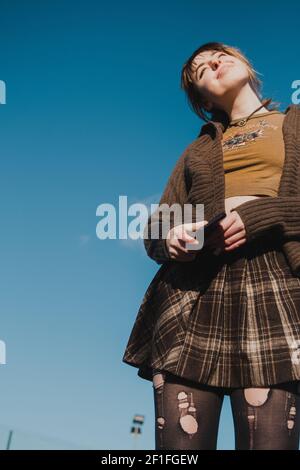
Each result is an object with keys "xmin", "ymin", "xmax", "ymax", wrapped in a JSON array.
[
  {"xmin": 232, "ymin": 196, "xmax": 300, "ymax": 243},
  {"xmin": 143, "ymin": 147, "xmax": 190, "ymax": 264}
]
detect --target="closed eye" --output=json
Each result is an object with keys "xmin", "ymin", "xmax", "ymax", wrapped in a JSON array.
[{"xmin": 199, "ymin": 52, "xmax": 227, "ymax": 79}]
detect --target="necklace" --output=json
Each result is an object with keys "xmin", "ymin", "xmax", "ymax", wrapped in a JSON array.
[{"xmin": 229, "ymin": 98, "xmax": 273, "ymax": 127}]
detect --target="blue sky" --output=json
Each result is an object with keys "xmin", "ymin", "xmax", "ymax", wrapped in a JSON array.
[{"xmin": 0, "ymin": 0, "xmax": 299, "ymax": 450}]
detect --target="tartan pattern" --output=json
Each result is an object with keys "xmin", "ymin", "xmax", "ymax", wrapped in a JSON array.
[{"xmin": 122, "ymin": 235, "xmax": 300, "ymax": 388}]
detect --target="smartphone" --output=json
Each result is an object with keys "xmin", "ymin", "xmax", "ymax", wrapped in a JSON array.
[
  {"xmin": 185, "ymin": 211, "xmax": 226, "ymax": 250},
  {"xmin": 203, "ymin": 211, "xmax": 227, "ymax": 235}
]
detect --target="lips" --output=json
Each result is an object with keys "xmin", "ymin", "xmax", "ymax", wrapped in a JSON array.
[{"xmin": 217, "ymin": 63, "xmax": 233, "ymax": 79}]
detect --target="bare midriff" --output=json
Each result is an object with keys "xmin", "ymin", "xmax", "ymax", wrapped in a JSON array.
[{"xmin": 224, "ymin": 195, "xmax": 269, "ymax": 216}]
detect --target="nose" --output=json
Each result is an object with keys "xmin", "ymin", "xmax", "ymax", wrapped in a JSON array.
[{"xmin": 210, "ymin": 57, "xmax": 222, "ymax": 71}]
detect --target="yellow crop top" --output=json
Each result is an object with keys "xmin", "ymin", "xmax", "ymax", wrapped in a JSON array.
[{"xmin": 222, "ymin": 109, "xmax": 285, "ymax": 197}]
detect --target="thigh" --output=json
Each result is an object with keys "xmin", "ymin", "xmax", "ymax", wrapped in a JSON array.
[
  {"xmin": 152, "ymin": 369, "xmax": 225, "ymax": 450},
  {"xmin": 230, "ymin": 381, "xmax": 300, "ymax": 450}
]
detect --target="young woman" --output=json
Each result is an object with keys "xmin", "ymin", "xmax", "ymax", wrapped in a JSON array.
[{"xmin": 122, "ymin": 41, "xmax": 300, "ymax": 450}]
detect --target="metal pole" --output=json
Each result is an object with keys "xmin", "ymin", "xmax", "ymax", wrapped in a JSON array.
[{"xmin": 6, "ymin": 430, "xmax": 13, "ymax": 450}]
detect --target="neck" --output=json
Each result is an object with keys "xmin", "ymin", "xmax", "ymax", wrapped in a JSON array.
[{"xmin": 217, "ymin": 84, "xmax": 269, "ymax": 121}]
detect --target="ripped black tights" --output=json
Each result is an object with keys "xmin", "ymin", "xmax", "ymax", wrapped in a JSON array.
[{"xmin": 152, "ymin": 370, "xmax": 300, "ymax": 450}]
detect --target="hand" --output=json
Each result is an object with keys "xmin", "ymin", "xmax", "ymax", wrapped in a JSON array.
[
  {"xmin": 165, "ymin": 220, "xmax": 208, "ymax": 262},
  {"xmin": 204, "ymin": 210, "xmax": 247, "ymax": 253}
]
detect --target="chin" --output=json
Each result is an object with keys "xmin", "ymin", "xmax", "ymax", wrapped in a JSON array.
[{"xmin": 219, "ymin": 73, "xmax": 249, "ymax": 92}]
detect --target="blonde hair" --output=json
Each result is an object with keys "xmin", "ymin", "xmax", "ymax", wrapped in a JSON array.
[{"xmin": 180, "ymin": 41, "xmax": 280, "ymax": 122}]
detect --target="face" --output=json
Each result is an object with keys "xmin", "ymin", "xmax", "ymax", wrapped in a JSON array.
[{"xmin": 190, "ymin": 49, "xmax": 250, "ymax": 110}]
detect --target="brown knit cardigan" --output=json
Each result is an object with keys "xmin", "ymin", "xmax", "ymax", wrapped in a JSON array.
[{"xmin": 144, "ymin": 103, "xmax": 300, "ymax": 277}]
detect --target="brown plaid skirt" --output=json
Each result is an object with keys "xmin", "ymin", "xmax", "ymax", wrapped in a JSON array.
[{"xmin": 122, "ymin": 233, "xmax": 300, "ymax": 390}]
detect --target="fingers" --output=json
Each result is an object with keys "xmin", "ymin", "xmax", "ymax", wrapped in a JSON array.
[
  {"xmin": 223, "ymin": 212, "xmax": 245, "ymax": 237},
  {"xmin": 169, "ymin": 220, "xmax": 207, "ymax": 259},
  {"xmin": 168, "ymin": 214, "xmax": 247, "ymax": 259},
  {"xmin": 177, "ymin": 238, "xmax": 195, "ymax": 253},
  {"xmin": 219, "ymin": 211, "xmax": 236, "ymax": 232},
  {"xmin": 168, "ymin": 218, "xmax": 248, "ymax": 261},
  {"xmin": 224, "ymin": 227, "xmax": 246, "ymax": 246},
  {"xmin": 205, "ymin": 225, "xmax": 245, "ymax": 253},
  {"xmin": 180, "ymin": 231, "xmax": 200, "ymax": 243},
  {"xmin": 174, "ymin": 238, "xmax": 200, "ymax": 255},
  {"xmin": 183, "ymin": 220, "xmax": 208, "ymax": 232},
  {"xmin": 224, "ymin": 237, "xmax": 246, "ymax": 251}
]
